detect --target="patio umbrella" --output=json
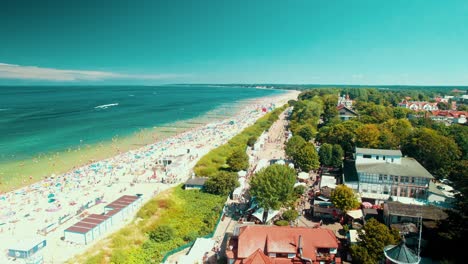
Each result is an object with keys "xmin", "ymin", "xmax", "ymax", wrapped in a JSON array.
[
  {"xmin": 47, "ymin": 193, "xmax": 55, "ymax": 198},
  {"xmin": 362, "ymin": 202, "xmax": 373, "ymax": 208}
]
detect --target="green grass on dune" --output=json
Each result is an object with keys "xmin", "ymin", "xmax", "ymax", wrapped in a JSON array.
[
  {"xmin": 78, "ymin": 185, "xmax": 225, "ymax": 264},
  {"xmin": 193, "ymin": 106, "xmax": 285, "ymax": 177}
]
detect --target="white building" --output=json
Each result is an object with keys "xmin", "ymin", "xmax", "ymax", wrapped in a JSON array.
[{"xmin": 352, "ymin": 148, "xmax": 433, "ymax": 203}]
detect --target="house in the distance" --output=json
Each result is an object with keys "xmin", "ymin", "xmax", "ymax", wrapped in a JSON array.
[
  {"xmin": 349, "ymin": 148, "xmax": 433, "ymax": 204},
  {"xmin": 337, "ymin": 105, "xmax": 358, "ymax": 121},
  {"xmin": 398, "ymin": 100, "xmax": 439, "ymax": 111},
  {"xmin": 226, "ymin": 225, "xmax": 341, "ymax": 264},
  {"xmin": 336, "ymin": 93, "xmax": 358, "ymax": 121}
]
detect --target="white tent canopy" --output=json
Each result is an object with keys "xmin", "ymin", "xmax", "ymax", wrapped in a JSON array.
[
  {"xmin": 252, "ymin": 208, "xmax": 280, "ymax": 223},
  {"xmin": 238, "ymin": 170, "xmax": 247, "ymax": 177},
  {"xmin": 346, "ymin": 209, "xmax": 363, "ymax": 219},
  {"xmin": 297, "ymin": 172, "xmax": 309, "ymax": 180}
]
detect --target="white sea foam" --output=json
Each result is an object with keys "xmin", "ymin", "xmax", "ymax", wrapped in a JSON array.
[{"xmin": 94, "ymin": 103, "xmax": 119, "ymax": 109}]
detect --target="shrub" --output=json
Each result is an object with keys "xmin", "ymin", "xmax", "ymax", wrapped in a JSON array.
[
  {"xmin": 275, "ymin": 220, "xmax": 289, "ymax": 226},
  {"xmin": 247, "ymin": 136, "xmax": 257, "ymax": 147},
  {"xmin": 282, "ymin": 209, "xmax": 299, "ymax": 222},
  {"xmin": 294, "ymin": 185, "xmax": 306, "ymax": 197},
  {"xmin": 149, "ymin": 225, "xmax": 175, "ymax": 242}
]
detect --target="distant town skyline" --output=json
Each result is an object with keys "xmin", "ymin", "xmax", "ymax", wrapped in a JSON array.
[{"xmin": 1, "ymin": 0, "xmax": 468, "ymax": 85}]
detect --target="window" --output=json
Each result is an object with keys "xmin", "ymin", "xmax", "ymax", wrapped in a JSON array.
[
  {"xmin": 411, "ymin": 177, "xmax": 415, "ymax": 183},
  {"xmin": 383, "ymin": 156, "xmax": 386, "ymax": 160},
  {"xmin": 363, "ymin": 154, "xmax": 372, "ymax": 159},
  {"xmin": 376, "ymin": 156, "xmax": 379, "ymax": 160},
  {"xmin": 391, "ymin": 158, "xmax": 394, "ymax": 162},
  {"xmin": 379, "ymin": 175, "xmax": 383, "ymax": 181}
]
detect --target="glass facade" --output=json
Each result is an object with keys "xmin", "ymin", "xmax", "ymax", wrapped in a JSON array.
[{"xmin": 358, "ymin": 172, "xmax": 429, "ymax": 199}]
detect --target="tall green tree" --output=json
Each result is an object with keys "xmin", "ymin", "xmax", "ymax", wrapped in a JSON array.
[
  {"xmin": 330, "ymin": 184, "xmax": 359, "ymax": 213},
  {"xmin": 322, "ymin": 94, "xmax": 339, "ymax": 122},
  {"xmin": 330, "ymin": 144, "xmax": 344, "ymax": 168},
  {"xmin": 227, "ymin": 148, "xmax": 249, "ymax": 171},
  {"xmin": 317, "ymin": 122, "xmax": 359, "ymax": 154},
  {"xmin": 204, "ymin": 171, "xmax": 239, "ymax": 196},
  {"xmin": 402, "ymin": 128, "xmax": 461, "ymax": 178},
  {"xmin": 293, "ymin": 143, "xmax": 320, "ymax": 172},
  {"xmin": 297, "ymin": 124, "xmax": 316, "ymax": 142},
  {"xmin": 355, "ymin": 124, "xmax": 381, "ymax": 148},
  {"xmin": 250, "ymin": 164, "xmax": 296, "ymax": 210},
  {"xmin": 350, "ymin": 218, "xmax": 401, "ymax": 264},
  {"xmin": 319, "ymin": 143, "xmax": 333, "ymax": 166},
  {"xmin": 285, "ymin": 135, "xmax": 306, "ymax": 158}
]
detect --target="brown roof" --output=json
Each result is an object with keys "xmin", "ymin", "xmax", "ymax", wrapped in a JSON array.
[
  {"xmin": 243, "ymin": 249, "xmax": 272, "ymax": 264},
  {"xmin": 87, "ymin": 214, "xmax": 110, "ymax": 221},
  {"xmin": 384, "ymin": 202, "xmax": 448, "ymax": 221},
  {"xmin": 64, "ymin": 226, "xmax": 92, "ymax": 234},
  {"xmin": 74, "ymin": 221, "xmax": 99, "ymax": 229},
  {"xmin": 185, "ymin": 177, "xmax": 209, "ymax": 186},
  {"xmin": 237, "ymin": 226, "xmax": 339, "ymax": 260}
]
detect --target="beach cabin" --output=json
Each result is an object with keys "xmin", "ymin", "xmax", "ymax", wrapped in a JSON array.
[
  {"xmin": 65, "ymin": 195, "xmax": 141, "ymax": 245},
  {"xmin": 184, "ymin": 177, "xmax": 208, "ymax": 190},
  {"xmin": 64, "ymin": 225, "xmax": 94, "ymax": 245},
  {"xmin": 8, "ymin": 237, "xmax": 46, "ymax": 259}
]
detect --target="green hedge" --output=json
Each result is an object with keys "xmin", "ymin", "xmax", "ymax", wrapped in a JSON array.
[{"xmin": 194, "ymin": 106, "xmax": 285, "ymax": 177}]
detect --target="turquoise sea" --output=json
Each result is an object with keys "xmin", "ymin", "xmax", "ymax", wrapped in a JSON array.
[{"xmin": 0, "ymin": 85, "xmax": 283, "ymax": 163}]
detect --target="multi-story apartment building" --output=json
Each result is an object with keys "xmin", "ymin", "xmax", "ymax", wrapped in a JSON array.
[{"xmin": 353, "ymin": 148, "xmax": 433, "ymax": 202}]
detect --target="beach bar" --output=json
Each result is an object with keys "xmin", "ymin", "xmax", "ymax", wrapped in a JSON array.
[{"xmin": 64, "ymin": 195, "xmax": 141, "ymax": 245}]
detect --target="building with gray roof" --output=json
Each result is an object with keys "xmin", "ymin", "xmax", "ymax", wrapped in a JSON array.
[{"xmin": 350, "ymin": 148, "xmax": 433, "ymax": 203}]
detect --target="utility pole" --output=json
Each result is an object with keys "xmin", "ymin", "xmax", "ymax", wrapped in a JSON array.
[{"xmin": 417, "ymin": 215, "xmax": 422, "ymax": 258}]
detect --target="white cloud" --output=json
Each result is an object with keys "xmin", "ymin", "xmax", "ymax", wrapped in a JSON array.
[{"xmin": 0, "ymin": 63, "xmax": 185, "ymax": 81}]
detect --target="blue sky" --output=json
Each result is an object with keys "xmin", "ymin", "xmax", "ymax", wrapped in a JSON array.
[{"xmin": 1, "ymin": 0, "xmax": 467, "ymax": 85}]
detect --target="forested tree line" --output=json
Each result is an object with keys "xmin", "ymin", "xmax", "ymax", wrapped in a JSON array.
[{"xmin": 289, "ymin": 87, "xmax": 467, "ymax": 263}]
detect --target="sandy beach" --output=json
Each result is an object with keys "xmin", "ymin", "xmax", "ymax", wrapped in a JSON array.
[{"xmin": 0, "ymin": 90, "xmax": 299, "ymax": 264}]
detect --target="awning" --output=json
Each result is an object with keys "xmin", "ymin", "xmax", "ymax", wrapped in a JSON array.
[
  {"xmin": 252, "ymin": 208, "xmax": 280, "ymax": 223},
  {"xmin": 346, "ymin": 209, "xmax": 363, "ymax": 219}
]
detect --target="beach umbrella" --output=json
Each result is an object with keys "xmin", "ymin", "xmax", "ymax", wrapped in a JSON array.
[
  {"xmin": 48, "ymin": 198, "xmax": 56, "ymax": 203},
  {"xmin": 48, "ymin": 193, "xmax": 55, "ymax": 198}
]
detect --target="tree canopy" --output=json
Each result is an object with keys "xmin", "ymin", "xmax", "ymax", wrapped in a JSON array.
[
  {"xmin": 293, "ymin": 142, "xmax": 320, "ymax": 172},
  {"xmin": 330, "ymin": 144, "xmax": 344, "ymax": 168},
  {"xmin": 204, "ymin": 171, "xmax": 239, "ymax": 196},
  {"xmin": 319, "ymin": 143, "xmax": 333, "ymax": 166},
  {"xmin": 350, "ymin": 218, "xmax": 401, "ymax": 264},
  {"xmin": 330, "ymin": 184, "xmax": 359, "ymax": 213},
  {"xmin": 402, "ymin": 128, "xmax": 460, "ymax": 178},
  {"xmin": 297, "ymin": 124, "xmax": 316, "ymax": 142},
  {"xmin": 285, "ymin": 135, "xmax": 306, "ymax": 158},
  {"xmin": 227, "ymin": 148, "xmax": 249, "ymax": 171},
  {"xmin": 249, "ymin": 164, "xmax": 296, "ymax": 210}
]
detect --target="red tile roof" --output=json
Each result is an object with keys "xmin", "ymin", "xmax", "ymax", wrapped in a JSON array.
[
  {"xmin": 237, "ymin": 226, "xmax": 339, "ymax": 260},
  {"xmin": 243, "ymin": 249, "xmax": 272, "ymax": 264}
]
